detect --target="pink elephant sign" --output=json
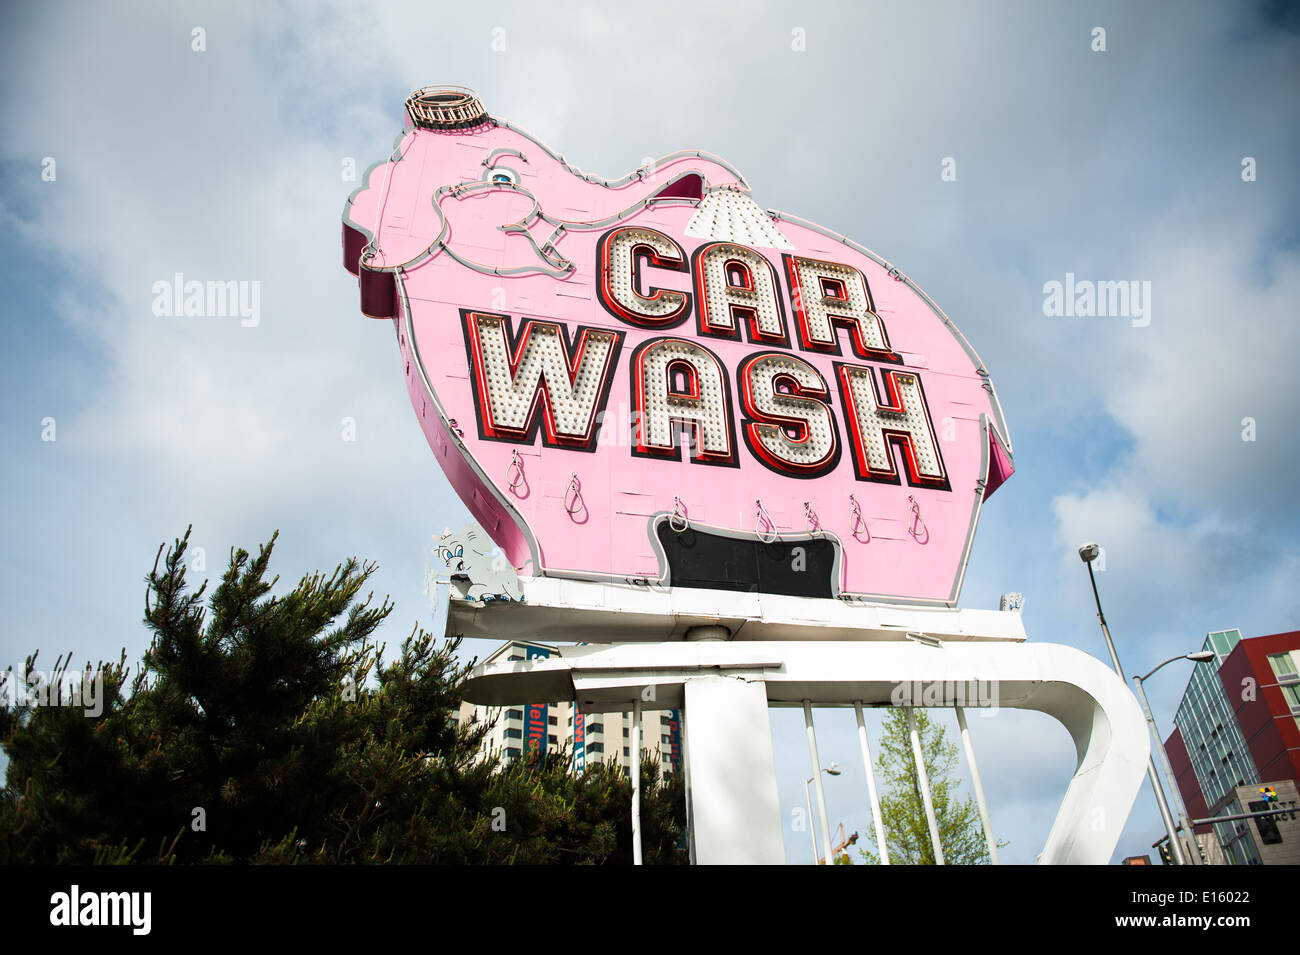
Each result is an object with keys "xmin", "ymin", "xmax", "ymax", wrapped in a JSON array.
[{"xmin": 343, "ymin": 87, "xmax": 1013, "ymax": 605}]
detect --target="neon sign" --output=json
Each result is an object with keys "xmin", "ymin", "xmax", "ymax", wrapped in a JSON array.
[{"xmin": 343, "ymin": 87, "xmax": 1013, "ymax": 604}]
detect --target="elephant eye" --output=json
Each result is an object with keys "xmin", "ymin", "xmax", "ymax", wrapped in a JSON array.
[{"xmin": 485, "ymin": 166, "xmax": 519, "ymax": 186}]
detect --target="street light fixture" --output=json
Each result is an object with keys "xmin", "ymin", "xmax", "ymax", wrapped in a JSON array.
[
  {"xmin": 805, "ymin": 763, "xmax": 841, "ymax": 864},
  {"xmin": 1078, "ymin": 542, "xmax": 1187, "ymax": 864},
  {"xmin": 1133, "ymin": 651, "xmax": 1217, "ymax": 864}
]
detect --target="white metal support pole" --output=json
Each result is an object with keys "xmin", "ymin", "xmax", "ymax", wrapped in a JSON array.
[
  {"xmin": 1085, "ymin": 558, "xmax": 1185, "ymax": 865},
  {"xmin": 803, "ymin": 779, "xmax": 820, "ymax": 864},
  {"xmin": 631, "ymin": 697, "xmax": 643, "ymax": 866},
  {"xmin": 854, "ymin": 702, "xmax": 890, "ymax": 865},
  {"xmin": 1133, "ymin": 675, "xmax": 1200, "ymax": 864},
  {"xmin": 907, "ymin": 706, "xmax": 945, "ymax": 864},
  {"xmin": 680, "ymin": 702, "xmax": 695, "ymax": 865},
  {"xmin": 955, "ymin": 706, "xmax": 998, "ymax": 864},
  {"xmin": 803, "ymin": 701, "xmax": 834, "ymax": 865}
]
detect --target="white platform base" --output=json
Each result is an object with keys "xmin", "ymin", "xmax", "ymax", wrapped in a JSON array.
[{"xmin": 461, "ymin": 639, "xmax": 1149, "ymax": 865}]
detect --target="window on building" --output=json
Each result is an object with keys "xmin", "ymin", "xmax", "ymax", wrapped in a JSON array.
[
  {"xmin": 587, "ymin": 723, "xmax": 603, "ymax": 735},
  {"xmin": 1268, "ymin": 652, "xmax": 1298, "ymax": 681},
  {"xmin": 506, "ymin": 709, "xmax": 523, "ymax": 721},
  {"xmin": 505, "ymin": 747, "xmax": 521, "ymax": 759},
  {"xmin": 662, "ymin": 734, "xmax": 671, "ymax": 745},
  {"xmin": 548, "ymin": 715, "xmax": 558, "ymax": 725},
  {"xmin": 588, "ymin": 743, "xmax": 604, "ymax": 753},
  {"xmin": 548, "ymin": 734, "xmax": 557, "ymax": 746},
  {"xmin": 623, "ymin": 747, "xmax": 629, "ymax": 757},
  {"xmin": 504, "ymin": 728, "xmax": 522, "ymax": 739},
  {"xmin": 508, "ymin": 654, "xmax": 524, "ymax": 661},
  {"xmin": 623, "ymin": 727, "xmax": 629, "ymax": 737}
]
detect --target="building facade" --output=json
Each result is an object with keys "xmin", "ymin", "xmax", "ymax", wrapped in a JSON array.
[
  {"xmin": 457, "ymin": 640, "xmax": 682, "ymax": 778},
  {"xmin": 1164, "ymin": 628, "xmax": 1300, "ymax": 863}
]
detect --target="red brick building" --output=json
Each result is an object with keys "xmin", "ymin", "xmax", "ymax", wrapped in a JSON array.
[{"xmin": 1165, "ymin": 629, "xmax": 1300, "ymax": 864}]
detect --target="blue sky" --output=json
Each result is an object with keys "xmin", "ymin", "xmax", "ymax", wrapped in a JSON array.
[{"xmin": 2, "ymin": 0, "xmax": 1298, "ymax": 864}]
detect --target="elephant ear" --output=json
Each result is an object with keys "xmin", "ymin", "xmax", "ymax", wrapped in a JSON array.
[{"xmin": 437, "ymin": 188, "xmax": 574, "ymax": 276}]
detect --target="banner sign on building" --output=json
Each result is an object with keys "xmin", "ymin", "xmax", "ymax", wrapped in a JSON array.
[
  {"xmin": 344, "ymin": 87, "xmax": 1013, "ymax": 605},
  {"xmin": 666, "ymin": 709, "xmax": 681, "ymax": 775},
  {"xmin": 574, "ymin": 712, "xmax": 585, "ymax": 772},
  {"xmin": 523, "ymin": 644, "xmax": 550, "ymax": 756}
]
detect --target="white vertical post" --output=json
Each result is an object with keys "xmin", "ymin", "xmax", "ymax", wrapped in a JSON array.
[
  {"xmin": 854, "ymin": 702, "xmax": 890, "ymax": 865},
  {"xmin": 907, "ymin": 706, "xmax": 945, "ymax": 865},
  {"xmin": 679, "ymin": 702, "xmax": 695, "ymax": 865},
  {"xmin": 955, "ymin": 706, "xmax": 998, "ymax": 864},
  {"xmin": 803, "ymin": 701, "xmax": 834, "ymax": 865},
  {"xmin": 631, "ymin": 698, "xmax": 643, "ymax": 866},
  {"xmin": 803, "ymin": 781, "xmax": 820, "ymax": 864},
  {"xmin": 681, "ymin": 677, "xmax": 784, "ymax": 864}
]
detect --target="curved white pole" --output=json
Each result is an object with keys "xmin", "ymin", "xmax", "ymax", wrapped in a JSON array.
[
  {"xmin": 854, "ymin": 702, "xmax": 889, "ymax": 864},
  {"xmin": 955, "ymin": 706, "xmax": 998, "ymax": 864},
  {"xmin": 803, "ymin": 779, "xmax": 820, "ymax": 864},
  {"xmin": 631, "ymin": 698, "xmax": 642, "ymax": 865},
  {"xmin": 803, "ymin": 701, "xmax": 834, "ymax": 864},
  {"xmin": 908, "ymin": 706, "xmax": 945, "ymax": 864}
]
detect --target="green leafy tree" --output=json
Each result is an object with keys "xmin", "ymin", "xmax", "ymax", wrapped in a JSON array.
[
  {"xmin": 859, "ymin": 707, "xmax": 1003, "ymax": 865},
  {"xmin": 0, "ymin": 527, "xmax": 685, "ymax": 864}
]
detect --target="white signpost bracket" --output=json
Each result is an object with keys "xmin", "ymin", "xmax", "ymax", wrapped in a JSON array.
[{"xmin": 452, "ymin": 583, "xmax": 1149, "ymax": 865}]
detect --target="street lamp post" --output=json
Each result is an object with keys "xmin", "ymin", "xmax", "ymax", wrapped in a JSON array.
[
  {"xmin": 1134, "ymin": 651, "xmax": 1216, "ymax": 865},
  {"xmin": 1077, "ymin": 542, "xmax": 1186, "ymax": 865},
  {"xmin": 804, "ymin": 764, "xmax": 842, "ymax": 864}
]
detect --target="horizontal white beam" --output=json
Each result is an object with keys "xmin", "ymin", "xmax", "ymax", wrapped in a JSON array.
[{"xmin": 446, "ymin": 575, "xmax": 1025, "ymax": 645}]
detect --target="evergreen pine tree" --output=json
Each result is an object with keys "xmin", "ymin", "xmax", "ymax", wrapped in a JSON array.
[{"xmin": 0, "ymin": 527, "xmax": 686, "ymax": 864}]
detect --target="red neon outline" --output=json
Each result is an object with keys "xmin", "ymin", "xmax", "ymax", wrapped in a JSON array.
[
  {"xmin": 694, "ymin": 243, "xmax": 788, "ymax": 344},
  {"xmin": 785, "ymin": 254, "xmax": 901, "ymax": 363},
  {"xmin": 633, "ymin": 338, "xmax": 735, "ymax": 464},
  {"xmin": 598, "ymin": 227, "xmax": 690, "ymax": 328},
  {"xmin": 739, "ymin": 353, "xmax": 838, "ymax": 476},
  {"xmin": 665, "ymin": 358, "xmax": 702, "ymax": 400},
  {"xmin": 836, "ymin": 363, "xmax": 949, "ymax": 489},
  {"xmin": 466, "ymin": 311, "xmax": 618, "ymax": 449},
  {"xmin": 819, "ymin": 276, "xmax": 847, "ymax": 301}
]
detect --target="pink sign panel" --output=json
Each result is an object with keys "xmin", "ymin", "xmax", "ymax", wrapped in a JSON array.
[{"xmin": 343, "ymin": 88, "xmax": 1013, "ymax": 605}]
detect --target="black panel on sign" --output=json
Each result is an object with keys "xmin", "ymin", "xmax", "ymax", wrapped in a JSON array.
[{"xmin": 656, "ymin": 523, "xmax": 837, "ymax": 598}]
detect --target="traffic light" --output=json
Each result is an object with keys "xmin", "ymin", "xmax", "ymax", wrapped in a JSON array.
[{"xmin": 1157, "ymin": 839, "xmax": 1174, "ymax": 865}]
